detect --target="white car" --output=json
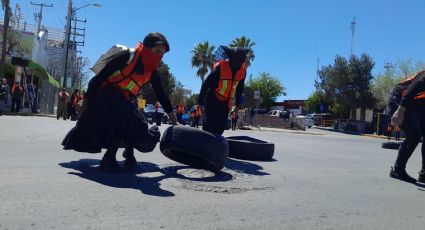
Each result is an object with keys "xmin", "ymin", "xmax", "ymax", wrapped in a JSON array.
[
  {"xmin": 266, "ymin": 110, "xmax": 283, "ymax": 117},
  {"xmin": 305, "ymin": 115, "xmax": 314, "ymax": 128}
]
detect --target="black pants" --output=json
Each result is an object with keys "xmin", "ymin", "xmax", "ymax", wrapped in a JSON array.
[
  {"xmin": 11, "ymin": 98, "xmax": 21, "ymax": 113},
  {"xmin": 202, "ymin": 95, "xmax": 229, "ymax": 135},
  {"xmin": 194, "ymin": 117, "xmax": 200, "ymax": 128},
  {"xmin": 394, "ymin": 107, "xmax": 425, "ymax": 169},
  {"xmin": 155, "ymin": 112, "xmax": 164, "ymax": 126},
  {"xmin": 231, "ymin": 119, "xmax": 237, "ymax": 130},
  {"xmin": 177, "ymin": 112, "xmax": 183, "ymax": 124}
]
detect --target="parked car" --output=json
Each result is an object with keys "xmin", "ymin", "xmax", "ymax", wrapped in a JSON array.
[
  {"xmin": 310, "ymin": 113, "xmax": 334, "ymax": 126},
  {"xmin": 143, "ymin": 104, "xmax": 155, "ymax": 124},
  {"xmin": 253, "ymin": 108, "xmax": 268, "ymax": 114},
  {"xmin": 266, "ymin": 110, "xmax": 283, "ymax": 117},
  {"xmin": 305, "ymin": 114, "xmax": 314, "ymax": 128}
]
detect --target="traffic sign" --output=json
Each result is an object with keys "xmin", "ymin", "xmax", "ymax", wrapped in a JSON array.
[{"xmin": 254, "ymin": 90, "xmax": 260, "ymax": 99}]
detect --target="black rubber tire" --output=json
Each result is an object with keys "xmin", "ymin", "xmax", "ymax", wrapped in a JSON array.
[
  {"xmin": 226, "ymin": 136, "xmax": 275, "ymax": 161},
  {"xmin": 382, "ymin": 141, "xmax": 401, "ymax": 150},
  {"xmin": 160, "ymin": 126, "xmax": 229, "ymax": 171}
]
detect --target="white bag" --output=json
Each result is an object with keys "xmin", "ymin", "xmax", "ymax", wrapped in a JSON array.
[{"xmin": 90, "ymin": 44, "xmax": 135, "ymax": 74}]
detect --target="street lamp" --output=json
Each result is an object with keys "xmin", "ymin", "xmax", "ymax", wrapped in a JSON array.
[
  {"xmin": 62, "ymin": 1, "xmax": 101, "ymax": 88},
  {"xmin": 74, "ymin": 3, "xmax": 101, "ymax": 12}
]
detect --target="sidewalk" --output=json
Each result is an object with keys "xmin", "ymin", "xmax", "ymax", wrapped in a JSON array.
[
  {"xmin": 2, "ymin": 111, "xmax": 56, "ymax": 118},
  {"xmin": 240, "ymin": 125, "xmax": 325, "ymax": 135}
]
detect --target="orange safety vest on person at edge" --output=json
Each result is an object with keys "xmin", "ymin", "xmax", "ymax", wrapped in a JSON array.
[
  {"xmin": 214, "ymin": 60, "xmax": 247, "ymax": 105},
  {"xmin": 400, "ymin": 71, "xmax": 425, "ymax": 100},
  {"xmin": 105, "ymin": 44, "xmax": 151, "ymax": 97}
]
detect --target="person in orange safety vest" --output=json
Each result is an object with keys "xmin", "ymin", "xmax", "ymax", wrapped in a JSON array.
[
  {"xmin": 389, "ymin": 70, "xmax": 425, "ymax": 183},
  {"xmin": 62, "ymin": 32, "xmax": 178, "ymax": 173},
  {"xmin": 198, "ymin": 46, "xmax": 249, "ymax": 135}
]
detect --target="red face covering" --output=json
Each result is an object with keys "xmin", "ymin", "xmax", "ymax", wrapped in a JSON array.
[{"xmin": 139, "ymin": 43, "xmax": 163, "ymax": 73}]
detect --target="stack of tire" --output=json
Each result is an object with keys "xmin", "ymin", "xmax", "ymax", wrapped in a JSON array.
[{"xmin": 160, "ymin": 126, "xmax": 275, "ymax": 171}]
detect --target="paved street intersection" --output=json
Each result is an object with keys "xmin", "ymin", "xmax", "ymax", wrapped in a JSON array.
[{"xmin": 0, "ymin": 116, "xmax": 424, "ymax": 230}]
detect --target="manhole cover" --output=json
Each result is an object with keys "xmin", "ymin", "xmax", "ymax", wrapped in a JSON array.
[{"xmin": 158, "ymin": 163, "xmax": 284, "ymax": 194}]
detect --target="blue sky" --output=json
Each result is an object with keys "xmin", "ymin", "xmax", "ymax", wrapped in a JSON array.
[{"xmin": 6, "ymin": 0, "xmax": 425, "ymax": 100}]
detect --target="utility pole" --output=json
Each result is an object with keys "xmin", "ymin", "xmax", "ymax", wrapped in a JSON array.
[
  {"xmin": 30, "ymin": 2, "xmax": 53, "ymax": 34},
  {"xmin": 62, "ymin": 0, "xmax": 72, "ymax": 88},
  {"xmin": 384, "ymin": 62, "xmax": 395, "ymax": 72},
  {"xmin": 71, "ymin": 17, "xmax": 85, "ymax": 88},
  {"xmin": 14, "ymin": 4, "xmax": 24, "ymax": 31},
  {"xmin": 350, "ymin": 16, "xmax": 356, "ymax": 56},
  {"xmin": 0, "ymin": 0, "xmax": 11, "ymax": 79}
]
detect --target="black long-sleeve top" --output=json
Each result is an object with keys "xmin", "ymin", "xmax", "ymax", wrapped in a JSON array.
[
  {"xmin": 86, "ymin": 49, "xmax": 173, "ymax": 113},
  {"xmin": 400, "ymin": 73, "xmax": 425, "ymax": 109},
  {"xmin": 198, "ymin": 65, "xmax": 245, "ymax": 107}
]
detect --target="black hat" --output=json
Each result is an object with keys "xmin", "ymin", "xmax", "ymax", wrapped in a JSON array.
[{"xmin": 143, "ymin": 32, "xmax": 170, "ymax": 52}]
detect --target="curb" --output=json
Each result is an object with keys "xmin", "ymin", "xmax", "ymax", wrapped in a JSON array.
[{"xmin": 2, "ymin": 112, "xmax": 56, "ymax": 118}]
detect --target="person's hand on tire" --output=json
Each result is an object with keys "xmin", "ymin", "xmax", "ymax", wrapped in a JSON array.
[
  {"xmin": 168, "ymin": 112, "xmax": 178, "ymax": 125},
  {"xmin": 391, "ymin": 106, "xmax": 406, "ymax": 127}
]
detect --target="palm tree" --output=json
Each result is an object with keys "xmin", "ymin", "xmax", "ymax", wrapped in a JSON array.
[
  {"xmin": 191, "ymin": 42, "xmax": 216, "ymax": 84},
  {"xmin": 229, "ymin": 36, "xmax": 256, "ymax": 67}
]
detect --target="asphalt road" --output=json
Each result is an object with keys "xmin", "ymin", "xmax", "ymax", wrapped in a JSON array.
[{"xmin": 0, "ymin": 116, "xmax": 424, "ymax": 230}]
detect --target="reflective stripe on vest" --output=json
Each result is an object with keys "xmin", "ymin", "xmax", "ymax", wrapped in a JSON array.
[
  {"xmin": 214, "ymin": 60, "xmax": 246, "ymax": 102},
  {"xmin": 400, "ymin": 70, "xmax": 425, "ymax": 100},
  {"xmin": 106, "ymin": 44, "xmax": 151, "ymax": 96}
]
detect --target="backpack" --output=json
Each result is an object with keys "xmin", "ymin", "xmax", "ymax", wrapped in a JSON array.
[{"xmin": 90, "ymin": 44, "xmax": 135, "ymax": 75}]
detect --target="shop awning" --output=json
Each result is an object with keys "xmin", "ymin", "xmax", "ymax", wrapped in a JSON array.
[{"xmin": 27, "ymin": 61, "xmax": 61, "ymax": 89}]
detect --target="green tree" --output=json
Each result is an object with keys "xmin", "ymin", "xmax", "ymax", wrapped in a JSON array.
[
  {"xmin": 317, "ymin": 54, "xmax": 377, "ymax": 118},
  {"xmin": 248, "ymin": 72, "xmax": 286, "ymax": 109},
  {"xmin": 229, "ymin": 36, "xmax": 256, "ymax": 67},
  {"xmin": 141, "ymin": 62, "xmax": 174, "ymax": 103},
  {"xmin": 170, "ymin": 81, "xmax": 190, "ymax": 106},
  {"xmin": 191, "ymin": 42, "xmax": 215, "ymax": 84},
  {"xmin": 396, "ymin": 59, "xmax": 425, "ymax": 78},
  {"xmin": 305, "ymin": 91, "xmax": 328, "ymax": 113},
  {"xmin": 371, "ymin": 68, "xmax": 399, "ymax": 109},
  {"xmin": 186, "ymin": 94, "xmax": 199, "ymax": 109}
]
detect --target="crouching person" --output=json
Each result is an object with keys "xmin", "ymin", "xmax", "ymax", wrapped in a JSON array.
[
  {"xmin": 198, "ymin": 46, "xmax": 249, "ymax": 135},
  {"xmin": 62, "ymin": 32, "xmax": 177, "ymax": 173}
]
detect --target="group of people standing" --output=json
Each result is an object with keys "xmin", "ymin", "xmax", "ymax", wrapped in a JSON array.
[
  {"xmin": 57, "ymin": 88, "xmax": 83, "ymax": 121},
  {"xmin": 0, "ymin": 78, "xmax": 29, "ymax": 115},
  {"xmin": 173, "ymin": 102, "xmax": 203, "ymax": 128}
]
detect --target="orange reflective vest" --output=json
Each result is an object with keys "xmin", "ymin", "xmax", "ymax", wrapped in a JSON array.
[
  {"xmin": 214, "ymin": 60, "xmax": 246, "ymax": 104},
  {"xmin": 387, "ymin": 125, "xmax": 393, "ymax": 132},
  {"xmin": 400, "ymin": 71, "xmax": 425, "ymax": 100},
  {"xmin": 105, "ymin": 44, "xmax": 152, "ymax": 96},
  {"xmin": 177, "ymin": 104, "xmax": 184, "ymax": 113},
  {"xmin": 196, "ymin": 108, "xmax": 202, "ymax": 117}
]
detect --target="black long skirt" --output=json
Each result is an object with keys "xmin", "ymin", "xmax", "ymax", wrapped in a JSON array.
[
  {"xmin": 62, "ymin": 86, "xmax": 150, "ymax": 153},
  {"xmin": 202, "ymin": 92, "xmax": 229, "ymax": 135}
]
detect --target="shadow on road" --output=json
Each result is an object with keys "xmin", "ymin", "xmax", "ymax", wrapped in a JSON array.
[
  {"xmin": 224, "ymin": 158, "xmax": 270, "ymax": 176},
  {"xmin": 59, "ymin": 158, "xmax": 235, "ymax": 197}
]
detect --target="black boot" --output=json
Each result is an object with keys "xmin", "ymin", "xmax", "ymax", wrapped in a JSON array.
[
  {"xmin": 418, "ymin": 170, "xmax": 425, "ymax": 183},
  {"xmin": 390, "ymin": 166, "xmax": 417, "ymax": 183},
  {"xmin": 99, "ymin": 147, "xmax": 121, "ymax": 173},
  {"xmin": 123, "ymin": 147, "xmax": 137, "ymax": 167}
]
